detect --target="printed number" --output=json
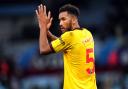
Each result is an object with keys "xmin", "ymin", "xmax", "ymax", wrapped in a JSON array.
[{"xmin": 86, "ymin": 48, "xmax": 95, "ymax": 74}]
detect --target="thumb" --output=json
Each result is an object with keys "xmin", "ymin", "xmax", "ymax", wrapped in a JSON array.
[{"xmin": 50, "ymin": 17, "xmax": 53, "ymax": 24}]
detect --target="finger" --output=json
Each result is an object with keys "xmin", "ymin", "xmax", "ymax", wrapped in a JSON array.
[
  {"xmin": 35, "ymin": 10, "xmax": 39, "ymax": 16},
  {"xmin": 48, "ymin": 11, "xmax": 51, "ymax": 19},
  {"xmin": 43, "ymin": 5, "xmax": 46, "ymax": 16},
  {"xmin": 35, "ymin": 10, "xmax": 40, "ymax": 21},
  {"xmin": 40, "ymin": 4, "xmax": 43, "ymax": 13},
  {"xmin": 38, "ymin": 5, "xmax": 40, "ymax": 9},
  {"xmin": 38, "ymin": 4, "xmax": 43, "ymax": 14},
  {"xmin": 50, "ymin": 17, "xmax": 53, "ymax": 23},
  {"xmin": 38, "ymin": 6, "xmax": 40, "ymax": 14}
]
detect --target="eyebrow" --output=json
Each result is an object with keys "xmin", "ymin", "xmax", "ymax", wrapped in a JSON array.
[{"xmin": 59, "ymin": 16, "xmax": 66, "ymax": 20}]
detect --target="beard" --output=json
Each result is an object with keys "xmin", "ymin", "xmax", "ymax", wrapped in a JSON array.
[
  {"xmin": 66, "ymin": 25, "xmax": 72, "ymax": 31},
  {"xmin": 60, "ymin": 22, "xmax": 72, "ymax": 33}
]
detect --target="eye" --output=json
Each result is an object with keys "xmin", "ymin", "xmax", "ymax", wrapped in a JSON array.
[{"xmin": 61, "ymin": 17, "xmax": 66, "ymax": 21}]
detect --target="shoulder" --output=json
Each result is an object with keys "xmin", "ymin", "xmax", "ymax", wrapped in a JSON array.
[
  {"xmin": 61, "ymin": 31, "xmax": 74, "ymax": 38},
  {"xmin": 72, "ymin": 28, "xmax": 92, "ymax": 35},
  {"xmin": 82, "ymin": 28, "xmax": 93, "ymax": 36},
  {"xmin": 82, "ymin": 28, "xmax": 91, "ymax": 32}
]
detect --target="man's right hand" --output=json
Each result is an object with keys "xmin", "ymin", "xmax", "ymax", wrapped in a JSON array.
[{"xmin": 35, "ymin": 4, "xmax": 53, "ymax": 31}]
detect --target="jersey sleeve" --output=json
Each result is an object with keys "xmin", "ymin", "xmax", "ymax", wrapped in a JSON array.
[{"xmin": 51, "ymin": 32, "xmax": 71, "ymax": 52}]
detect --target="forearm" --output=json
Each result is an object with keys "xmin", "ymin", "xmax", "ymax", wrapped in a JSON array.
[
  {"xmin": 39, "ymin": 26, "xmax": 51, "ymax": 54},
  {"xmin": 47, "ymin": 31, "xmax": 58, "ymax": 41},
  {"xmin": 36, "ymin": 4, "xmax": 53, "ymax": 54}
]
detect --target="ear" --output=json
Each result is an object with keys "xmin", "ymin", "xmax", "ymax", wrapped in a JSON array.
[{"xmin": 71, "ymin": 16, "xmax": 77, "ymax": 25}]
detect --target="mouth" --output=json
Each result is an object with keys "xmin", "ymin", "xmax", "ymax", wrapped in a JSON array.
[
  {"xmin": 60, "ymin": 27, "xmax": 65, "ymax": 31},
  {"xmin": 60, "ymin": 28, "xmax": 65, "ymax": 32}
]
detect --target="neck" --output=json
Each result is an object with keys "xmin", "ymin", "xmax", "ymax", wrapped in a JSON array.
[{"xmin": 72, "ymin": 22, "xmax": 80, "ymax": 30}]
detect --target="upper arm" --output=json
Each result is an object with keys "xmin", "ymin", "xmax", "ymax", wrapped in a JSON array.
[{"xmin": 51, "ymin": 32, "xmax": 72, "ymax": 52}]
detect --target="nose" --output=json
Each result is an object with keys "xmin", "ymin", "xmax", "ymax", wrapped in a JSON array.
[{"xmin": 59, "ymin": 20, "xmax": 62, "ymax": 26}]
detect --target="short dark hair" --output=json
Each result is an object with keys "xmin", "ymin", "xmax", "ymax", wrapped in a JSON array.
[{"xmin": 59, "ymin": 4, "xmax": 80, "ymax": 17}]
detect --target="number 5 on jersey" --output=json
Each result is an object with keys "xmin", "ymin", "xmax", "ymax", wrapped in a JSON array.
[{"xmin": 86, "ymin": 48, "xmax": 95, "ymax": 75}]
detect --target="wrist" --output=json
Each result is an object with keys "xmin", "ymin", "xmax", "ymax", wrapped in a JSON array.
[{"xmin": 39, "ymin": 24, "xmax": 47, "ymax": 30}]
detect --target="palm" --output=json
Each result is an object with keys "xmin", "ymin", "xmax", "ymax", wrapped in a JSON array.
[{"xmin": 36, "ymin": 4, "xmax": 53, "ymax": 30}]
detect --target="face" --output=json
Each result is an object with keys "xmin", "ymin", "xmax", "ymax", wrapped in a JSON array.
[{"xmin": 59, "ymin": 11, "xmax": 73, "ymax": 33}]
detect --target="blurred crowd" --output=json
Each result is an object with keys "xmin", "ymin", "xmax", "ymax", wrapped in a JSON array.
[{"xmin": 0, "ymin": 0, "xmax": 128, "ymax": 89}]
